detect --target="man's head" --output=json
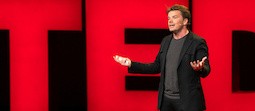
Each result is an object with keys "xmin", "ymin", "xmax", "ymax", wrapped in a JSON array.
[{"xmin": 167, "ymin": 4, "xmax": 191, "ymax": 33}]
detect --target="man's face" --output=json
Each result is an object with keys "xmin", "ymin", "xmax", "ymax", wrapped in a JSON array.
[{"xmin": 167, "ymin": 10, "xmax": 188, "ymax": 32}]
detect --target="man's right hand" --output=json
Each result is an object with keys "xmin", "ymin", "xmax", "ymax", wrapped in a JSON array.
[{"xmin": 113, "ymin": 55, "xmax": 131, "ymax": 67}]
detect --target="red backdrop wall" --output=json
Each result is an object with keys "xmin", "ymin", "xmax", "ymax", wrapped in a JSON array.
[
  {"xmin": 87, "ymin": 0, "xmax": 255, "ymax": 111},
  {"xmin": 0, "ymin": 0, "xmax": 81, "ymax": 111},
  {"xmin": 1, "ymin": 0, "xmax": 255, "ymax": 111}
]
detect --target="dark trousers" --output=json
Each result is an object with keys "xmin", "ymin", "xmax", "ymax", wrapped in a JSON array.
[
  {"xmin": 160, "ymin": 95, "xmax": 204, "ymax": 111},
  {"xmin": 160, "ymin": 95, "xmax": 183, "ymax": 111}
]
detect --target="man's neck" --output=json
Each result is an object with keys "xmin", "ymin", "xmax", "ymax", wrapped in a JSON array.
[{"xmin": 173, "ymin": 28, "xmax": 189, "ymax": 39}]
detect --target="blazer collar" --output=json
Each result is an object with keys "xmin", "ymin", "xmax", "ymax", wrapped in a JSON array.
[
  {"xmin": 177, "ymin": 32, "xmax": 193, "ymax": 66},
  {"xmin": 161, "ymin": 32, "xmax": 194, "ymax": 69}
]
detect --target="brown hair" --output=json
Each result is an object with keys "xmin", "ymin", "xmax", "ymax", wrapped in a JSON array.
[{"xmin": 167, "ymin": 4, "xmax": 191, "ymax": 26}]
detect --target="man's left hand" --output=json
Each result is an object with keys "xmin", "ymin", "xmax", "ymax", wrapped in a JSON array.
[{"xmin": 190, "ymin": 56, "xmax": 207, "ymax": 71}]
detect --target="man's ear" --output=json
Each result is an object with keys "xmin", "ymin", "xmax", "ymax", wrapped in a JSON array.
[{"xmin": 183, "ymin": 18, "xmax": 188, "ymax": 26}]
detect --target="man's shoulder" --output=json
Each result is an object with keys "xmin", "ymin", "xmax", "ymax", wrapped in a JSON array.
[
  {"xmin": 160, "ymin": 34, "xmax": 172, "ymax": 43},
  {"xmin": 163, "ymin": 34, "xmax": 172, "ymax": 39},
  {"xmin": 189, "ymin": 32, "xmax": 206, "ymax": 43}
]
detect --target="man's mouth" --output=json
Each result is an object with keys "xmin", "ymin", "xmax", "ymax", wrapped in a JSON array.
[{"xmin": 169, "ymin": 24, "xmax": 175, "ymax": 27}]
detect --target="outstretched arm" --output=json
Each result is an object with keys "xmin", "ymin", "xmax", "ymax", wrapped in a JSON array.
[
  {"xmin": 113, "ymin": 54, "xmax": 161, "ymax": 74},
  {"xmin": 190, "ymin": 39, "xmax": 211, "ymax": 78}
]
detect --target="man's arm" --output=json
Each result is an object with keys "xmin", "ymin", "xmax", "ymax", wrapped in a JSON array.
[
  {"xmin": 113, "ymin": 54, "xmax": 161, "ymax": 74},
  {"xmin": 190, "ymin": 39, "xmax": 211, "ymax": 78}
]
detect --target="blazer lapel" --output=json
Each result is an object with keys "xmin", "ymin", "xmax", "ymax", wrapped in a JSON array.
[
  {"xmin": 177, "ymin": 32, "xmax": 193, "ymax": 67},
  {"xmin": 161, "ymin": 35, "xmax": 172, "ymax": 71}
]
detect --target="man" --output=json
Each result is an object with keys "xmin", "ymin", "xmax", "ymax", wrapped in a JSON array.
[{"xmin": 113, "ymin": 4, "xmax": 210, "ymax": 111}]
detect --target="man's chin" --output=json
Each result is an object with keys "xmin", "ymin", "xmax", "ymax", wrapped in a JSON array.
[{"xmin": 169, "ymin": 29, "xmax": 175, "ymax": 32}]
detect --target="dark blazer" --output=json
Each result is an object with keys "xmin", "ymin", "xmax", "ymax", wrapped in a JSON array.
[{"xmin": 128, "ymin": 32, "xmax": 211, "ymax": 111}]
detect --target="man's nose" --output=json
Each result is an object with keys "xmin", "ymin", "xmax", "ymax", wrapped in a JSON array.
[{"xmin": 168, "ymin": 19, "xmax": 173, "ymax": 23}]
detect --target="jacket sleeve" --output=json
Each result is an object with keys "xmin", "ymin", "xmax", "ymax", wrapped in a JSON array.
[
  {"xmin": 195, "ymin": 39, "xmax": 211, "ymax": 78},
  {"xmin": 127, "ymin": 37, "xmax": 167, "ymax": 74},
  {"xmin": 128, "ymin": 53, "xmax": 161, "ymax": 74}
]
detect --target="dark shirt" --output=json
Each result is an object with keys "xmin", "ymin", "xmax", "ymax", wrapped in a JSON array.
[{"xmin": 164, "ymin": 35, "xmax": 187, "ymax": 99}]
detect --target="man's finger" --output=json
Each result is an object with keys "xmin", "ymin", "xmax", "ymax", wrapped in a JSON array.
[
  {"xmin": 190, "ymin": 62, "xmax": 194, "ymax": 67},
  {"xmin": 199, "ymin": 61, "xmax": 203, "ymax": 66},
  {"xmin": 114, "ymin": 55, "xmax": 122, "ymax": 63},
  {"xmin": 113, "ymin": 55, "xmax": 118, "ymax": 62},
  {"xmin": 201, "ymin": 56, "xmax": 207, "ymax": 63},
  {"xmin": 114, "ymin": 55, "xmax": 118, "ymax": 60},
  {"xmin": 191, "ymin": 61, "xmax": 197, "ymax": 67}
]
